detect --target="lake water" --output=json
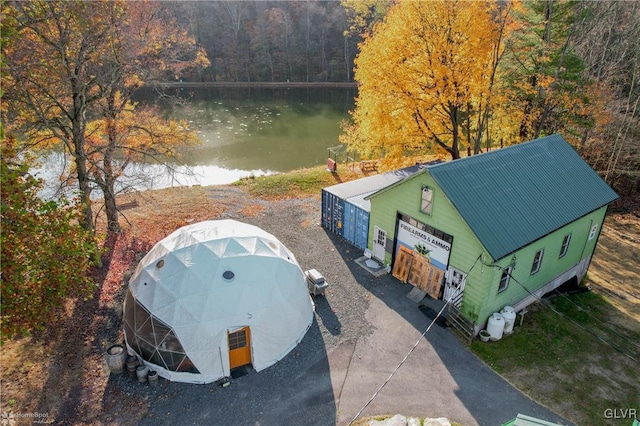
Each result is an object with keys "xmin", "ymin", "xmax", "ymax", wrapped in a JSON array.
[
  {"xmin": 37, "ymin": 86, "xmax": 355, "ymax": 198},
  {"xmin": 157, "ymin": 87, "xmax": 356, "ymax": 171}
]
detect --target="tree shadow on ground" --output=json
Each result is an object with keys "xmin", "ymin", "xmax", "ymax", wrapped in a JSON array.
[{"xmin": 34, "ymin": 233, "xmax": 141, "ymax": 424}]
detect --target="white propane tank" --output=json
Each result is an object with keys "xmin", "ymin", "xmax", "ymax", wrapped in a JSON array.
[
  {"xmin": 487, "ymin": 312, "xmax": 505, "ymax": 341},
  {"xmin": 500, "ymin": 306, "xmax": 516, "ymax": 334}
]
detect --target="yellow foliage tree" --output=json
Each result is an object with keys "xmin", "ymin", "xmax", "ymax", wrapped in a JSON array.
[
  {"xmin": 341, "ymin": 0, "xmax": 520, "ymax": 160},
  {"xmin": 341, "ymin": 0, "xmax": 390, "ymax": 37},
  {"xmin": 85, "ymin": 97, "xmax": 200, "ymax": 234}
]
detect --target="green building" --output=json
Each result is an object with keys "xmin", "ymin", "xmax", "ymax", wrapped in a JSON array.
[{"xmin": 365, "ymin": 134, "xmax": 618, "ymax": 334}]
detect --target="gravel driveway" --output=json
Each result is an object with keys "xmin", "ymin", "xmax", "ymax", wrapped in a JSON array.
[{"xmin": 107, "ymin": 189, "xmax": 571, "ymax": 426}]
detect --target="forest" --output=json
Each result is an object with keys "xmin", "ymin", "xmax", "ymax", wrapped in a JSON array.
[
  {"xmin": 166, "ymin": 1, "xmax": 363, "ymax": 83},
  {"xmin": 166, "ymin": 0, "xmax": 639, "ymax": 198},
  {"xmin": 1, "ymin": 0, "xmax": 639, "ymax": 338}
]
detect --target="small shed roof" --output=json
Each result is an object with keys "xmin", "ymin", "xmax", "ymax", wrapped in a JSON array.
[
  {"xmin": 429, "ymin": 134, "xmax": 618, "ymax": 260},
  {"xmin": 501, "ymin": 413, "xmax": 565, "ymax": 426},
  {"xmin": 324, "ymin": 163, "xmax": 432, "ymax": 212}
]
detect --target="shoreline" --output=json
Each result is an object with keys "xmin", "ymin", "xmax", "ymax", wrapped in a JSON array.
[{"xmin": 148, "ymin": 81, "xmax": 358, "ymax": 89}]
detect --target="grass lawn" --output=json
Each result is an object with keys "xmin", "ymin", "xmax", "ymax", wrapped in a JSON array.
[
  {"xmin": 233, "ymin": 155, "xmax": 442, "ymax": 199},
  {"xmin": 234, "ymin": 164, "xmax": 361, "ymax": 199},
  {"xmin": 470, "ymin": 213, "xmax": 640, "ymax": 426}
]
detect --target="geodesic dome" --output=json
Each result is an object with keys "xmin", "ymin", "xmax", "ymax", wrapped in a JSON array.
[{"xmin": 123, "ymin": 219, "xmax": 314, "ymax": 384}]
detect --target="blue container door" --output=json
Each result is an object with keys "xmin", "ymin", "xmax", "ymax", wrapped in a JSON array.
[
  {"xmin": 354, "ymin": 209, "xmax": 370, "ymax": 250},
  {"xmin": 343, "ymin": 202, "xmax": 357, "ymax": 245},
  {"xmin": 321, "ymin": 190, "xmax": 344, "ymax": 236},
  {"xmin": 334, "ymin": 196, "xmax": 344, "ymax": 236},
  {"xmin": 321, "ymin": 190, "xmax": 331, "ymax": 229}
]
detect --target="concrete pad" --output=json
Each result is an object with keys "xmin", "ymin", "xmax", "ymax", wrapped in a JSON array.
[
  {"xmin": 406, "ymin": 287, "xmax": 427, "ymax": 303},
  {"xmin": 355, "ymin": 256, "xmax": 388, "ymax": 277}
]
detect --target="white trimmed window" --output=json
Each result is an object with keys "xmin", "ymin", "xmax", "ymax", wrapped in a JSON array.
[
  {"xmin": 498, "ymin": 267, "xmax": 512, "ymax": 293},
  {"xmin": 559, "ymin": 233, "xmax": 571, "ymax": 258},
  {"xmin": 421, "ymin": 186, "xmax": 434, "ymax": 215},
  {"xmin": 531, "ymin": 249, "xmax": 544, "ymax": 274}
]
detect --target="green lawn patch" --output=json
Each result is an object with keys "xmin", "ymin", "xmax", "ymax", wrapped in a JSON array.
[
  {"xmin": 470, "ymin": 292, "xmax": 640, "ymax": 425},
  {"xmin": 234, "ymin": 165, "xmax": 360, "ymax": 199}
]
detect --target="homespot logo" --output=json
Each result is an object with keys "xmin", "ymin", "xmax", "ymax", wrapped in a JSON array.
[{"xmin": 603, "ymin": 408, "xmax": 637, "ymax": 420}]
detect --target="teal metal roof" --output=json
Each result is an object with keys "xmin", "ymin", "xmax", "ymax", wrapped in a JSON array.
[
  {"xmin": 501, "ymin": 413, "xmax": 564, "ymax": 426},
  {"xmin": 428, "ymin": 134, "xmax": 618, "ymax": 261}
]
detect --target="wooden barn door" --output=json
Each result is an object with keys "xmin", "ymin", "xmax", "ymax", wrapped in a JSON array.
[
  {"xmin": 228, "ymin": 327, "xmax": 252, "ymax": 369},
  {"xmin": 407, "ymin": 254, "xmax": 445, "ymax": 299},
  {"xmin": 394, "ymin": 247, "xmax": 445, "ymax": 299},
  {"xmin": 392, "ymin": 245, "xmax": 414, "ymax": 282}
]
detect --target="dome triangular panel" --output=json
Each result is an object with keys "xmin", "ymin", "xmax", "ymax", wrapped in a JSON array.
[{"xmin": 124, "ymin": 220, "xmax": 313, "ymax": 384}]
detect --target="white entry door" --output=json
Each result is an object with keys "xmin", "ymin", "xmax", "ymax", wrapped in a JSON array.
[
  {"xmin": 443, "ymin": 267, "xmax": 466, "ymax": 308},
  {"xmin": 372, "ymin": 226, "xmax": 387, "ymax": 262}
]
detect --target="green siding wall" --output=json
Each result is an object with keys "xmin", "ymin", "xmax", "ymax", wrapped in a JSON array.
[
  {"xmin": 369, "ymin": 170, "xmax": 610, "ymax": 327},
  {"xmin": 368, "ymin": 171, "xmax": 488, "ymax": 321},
  {"xmin": 476, "ymin": 206, "xmax": 609, "ymax": 323}
]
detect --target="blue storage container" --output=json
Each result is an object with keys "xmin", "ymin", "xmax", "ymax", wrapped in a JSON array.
[
  {"xmin": 342, "ymin": 201, "xmax": 358, "ymax": 246},
  {"xmin": 321, "ymin": 163, "xmax": 431, "ymax": 250},
  {"xmin": 321, "ymin": 189, "xmax": 344, "ymax": 236},
  {"xmin": 344, "ymin": 195, "xmax": 371, "ymax": 250}
]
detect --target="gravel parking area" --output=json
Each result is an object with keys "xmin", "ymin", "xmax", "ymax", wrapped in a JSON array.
[
  {"xmin": 101, "ymin": 187, "xmax": 569, "ymax": 426},
  {"xmin": 105, "ymin": 189, "xmax": 378, "ymax": 425}
]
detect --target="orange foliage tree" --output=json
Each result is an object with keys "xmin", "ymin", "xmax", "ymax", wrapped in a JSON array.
[
  {"xmin": 2, "ymin": 1, "xmax": 116, "ymax": 230},
  {"xmin": 87, "ymin": 0, "xmax": 208, "ymax": 235},
  {"xmin": 1, "ymin": 0, "xmax": 208, "ymax": 234},
  {"xmin": 341, "ymin": 0, "xmax": 519, "ymax": 160}
]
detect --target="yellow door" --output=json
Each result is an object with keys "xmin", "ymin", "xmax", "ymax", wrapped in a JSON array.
[{"xmin": 228, "ymin": 327, "xmax": 252, "ymax": 369}]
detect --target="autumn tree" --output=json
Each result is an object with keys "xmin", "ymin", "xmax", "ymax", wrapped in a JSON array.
[
  {"xmin": 2, "ymin": 1, "xmax": 115, "ymax": 230},
  {"xmin": 572, "ymin": 1, "xmax": 640, "ymax": 193},
  {"xmin": 341, "ymin": 0, "xmax": 389, "ymax": 37},
  {"xmin": 88, "ymin": 1, "xmax": 208, "ymax": 235},
  {"xmin": 502, "ymin": 0, "xmax": 597, "ymax": 143},
  {"xmin": 2, "ymin": 1, "xmax": 208, "ymax": 234},
  {"xmin": 341, "ymin": 0, "xmax": 517, "ymax": 160},
  {"xmin": 1, "ymin": 134, "xmax": 99, "ymax": 339},
  {"xmin": 85, "ymin": 102, "xmax": 200, "ymax": 234}
]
